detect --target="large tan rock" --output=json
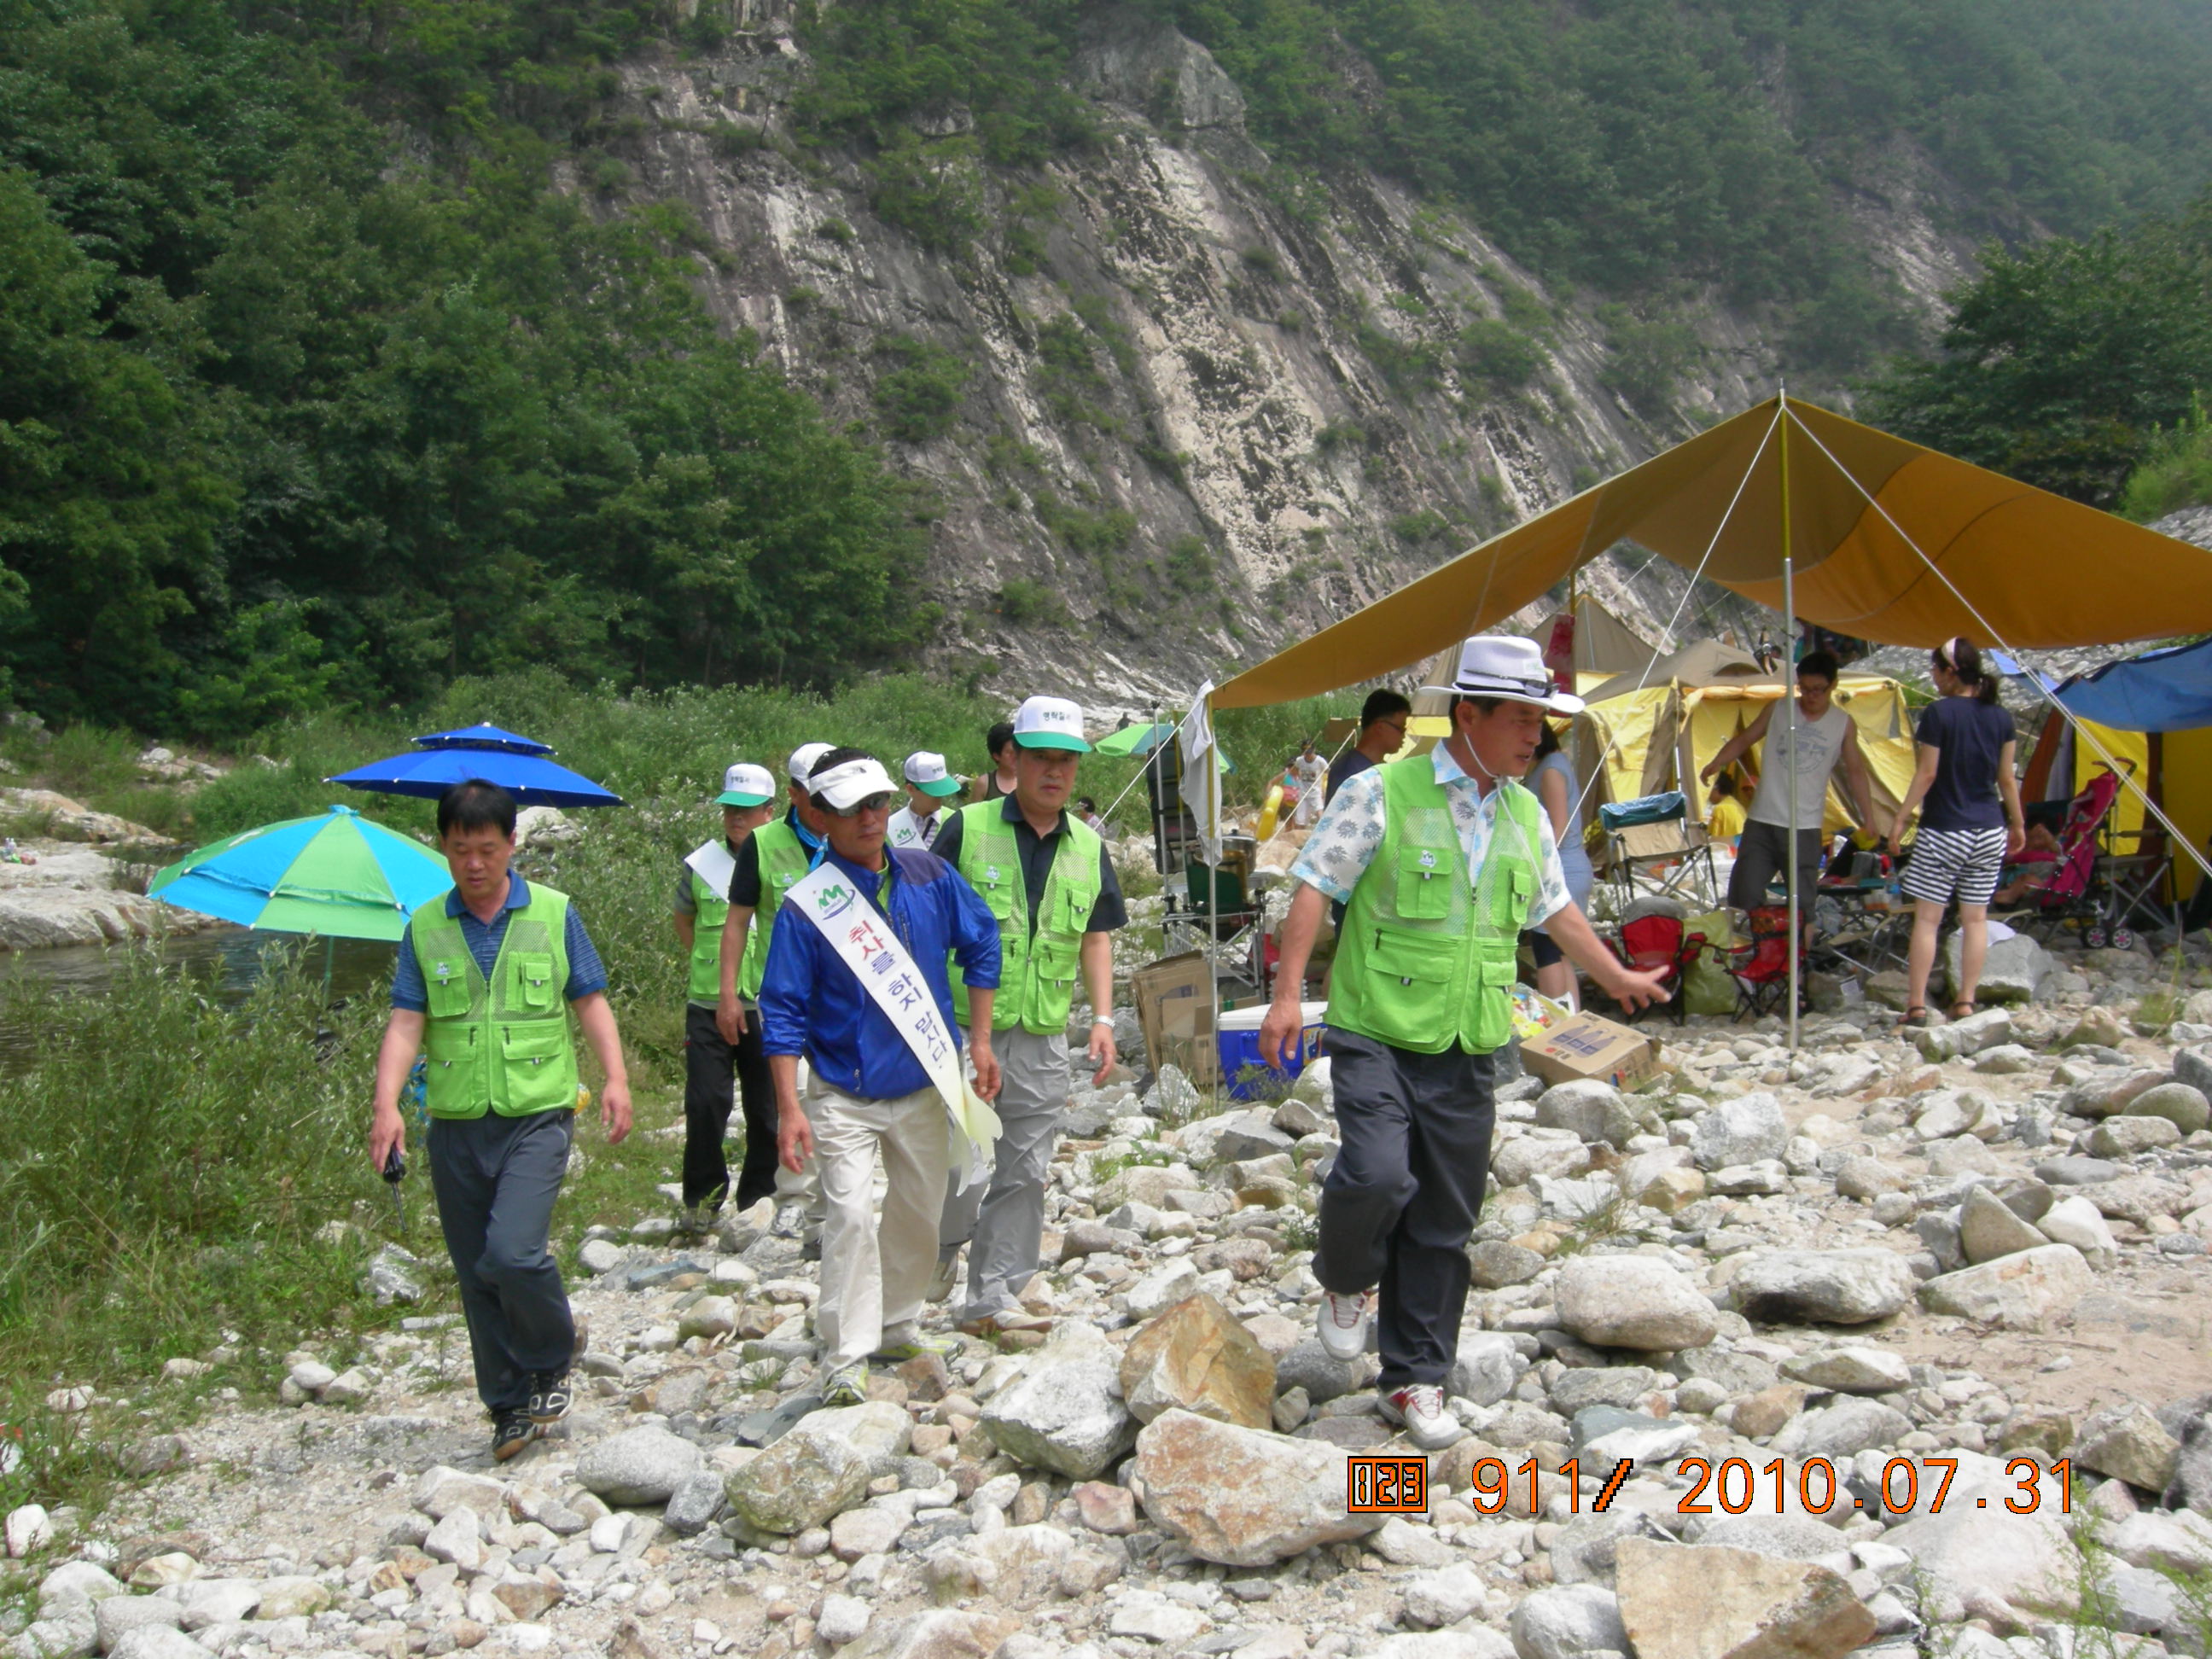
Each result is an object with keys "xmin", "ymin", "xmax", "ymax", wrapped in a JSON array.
[
  {"xmin": 1119, "ymin": 1295, "xmax": 1275, "ymax": 1429},
  {"xmin": 1554, "ymin": 1255, "xmax": 1718, "ymax": 1350},
  {"xmin": 1134, "ymin": 1409, "xmax": 1384, "ymax": 1567},
  {"xmin": 1615, "ymin": 1538, "xmax": 1876, "ymax": 1659},
  {"xmin": 1917, "ymin": 1244, "xmax": 2093, "ymax": 1330},
  {"xmin": 828, "ymin": 1611, "xmax": 1022, "ymax": 1659}
]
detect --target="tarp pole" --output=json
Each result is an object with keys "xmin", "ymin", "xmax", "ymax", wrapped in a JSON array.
[{"xmin": 1781, "ymin": 395, "xmax": 1800, "ymax": 1051}]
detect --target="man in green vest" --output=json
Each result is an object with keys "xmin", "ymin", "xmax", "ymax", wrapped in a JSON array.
[
  {"xmin": 673, "ymin": 761, "xmax": 777, "ymax": 1233},
  {"xmin": 1259, "ymin": 637, "xmax": 1668, "ymax": 1451},
  {"xmin": 368, "ymin": 780, "xmax": 634, "ymax": 1462},
  {"xmin": 717, "ymin": 742, "xmax": 833, "ymax": 1250},
  {"xmin": 930, "ymin": 695, "xmax": 1126, "ymax": 1335}
]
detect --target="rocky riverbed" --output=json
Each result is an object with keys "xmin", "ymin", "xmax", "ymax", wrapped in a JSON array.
[{"xmin": 13, "ymin": 925, "xmax": 2212, "ymax": 1659}]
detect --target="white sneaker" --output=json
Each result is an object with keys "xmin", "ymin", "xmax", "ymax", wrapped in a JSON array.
[
  {"xmin": 1316, "ymin": 1289, "xmax": 1372, "ymax": 1362},
  {"xmin": 1378, "ymin": 1384, "xmax": 1464, "ymax": 1452}
]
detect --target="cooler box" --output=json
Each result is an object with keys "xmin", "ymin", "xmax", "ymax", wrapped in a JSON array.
[{"xmin": 1217, "ymin": 1002, "xmax": 1329, "ymax": 1099}]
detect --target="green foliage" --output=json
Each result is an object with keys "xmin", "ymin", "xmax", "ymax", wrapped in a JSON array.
[
  {"xmin": 871, "ymin": 333, "xmax": 972, "ymax": 442},
  {"xmin": 1036, "ymin": 313, "xmax": 1119, "ymax": 431},
  {"xmin": 1866, "ymin": 199, "xmax": 2212, "ymax": 506},
  {"xmin": 1600, "ymin": 307, "xmax": 1704, "ymax": 410},
  {"xmin": 1153, "ymin": 0, "xmax": 2212, "ymax": 368},
  {"xmin": 1455, "ymin": 317, "xmax": 1547, "ymax": 393},
  {"xmin": 863, "ymin": 134, "xmax": 988, "ymax": 253},
  {"xmin": 2122, "ymin": 396, "xmax": 2212, "ymax": 521},
  {"xmin": 1390, "ymin": 509, "xmax": 1452, "ymax": 545},
  {"xmin": 0, "ymin": 0, "xmax": 931, "ymax": 738},
  {"xmin": 993, "ymin": 577, "xmax": 1068, "ymax": 626},
  {"xmin": 1214, "ymin": 692, "xmax": 1357, "ymax": 808},
  {"xmin": 1358, "ymin": 322, "xmax": 1444, "ymax": 399}
]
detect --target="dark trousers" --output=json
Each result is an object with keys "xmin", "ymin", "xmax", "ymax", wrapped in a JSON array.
[
  {"xmin": 426, "ymin": 1109, "xmax": 576, "ymax": 1416},
  {"xmin": 683, "ymin": 1001, "xmax": 777, "ymax": 1212},
  {"xmin": 1314, "ymin": 1028, "xmax": 1495, "ymax": 1390}
]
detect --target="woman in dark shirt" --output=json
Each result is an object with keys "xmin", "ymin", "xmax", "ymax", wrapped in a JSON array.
[{"xmin": 1887, "ymin": 638, "xmax": 2025, "ymax": 1024}]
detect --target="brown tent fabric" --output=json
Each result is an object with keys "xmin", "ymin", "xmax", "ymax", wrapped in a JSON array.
[
  {"xmin": 1214, "ymin": 397, "xmax": 2212, "ymax": 710},
  {"xmin": 1580, "ymin": 638, "xmax": 1765, "ymax": 706},
  {"xmin": 1522, "ymin": 596, "xmax": 1660, "ymax": 678}
]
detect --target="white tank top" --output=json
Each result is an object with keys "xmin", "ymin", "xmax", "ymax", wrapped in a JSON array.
[{"xmin": 1747, "ymin": 703, "xmax": 1849, "ymax": 831}]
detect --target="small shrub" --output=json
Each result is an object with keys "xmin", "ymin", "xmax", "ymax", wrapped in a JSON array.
[
  {"xmin": 1601, "ymin": 306, "xmax": 1703, "ymax": 410},
  {"xmin": 871, "ymin": 335, "xmax": 971, "ymax": 443},
  {"xmin": 1036, "ymin": 314, "xmax": 1116, "ymax": 431},
  {"xmin": 1314, "ymin": 420, "xmax": 1367, "ymax": 453},
  {"xmin": 708, "ymin": 121, "xmax": 765, "ymax": 159},
  {"xmin": 1241, "ymin": 245, "xmax": 1282, "ymax": 279},
  {"xmin": 994, "ymin": 578, "xmax": 1067, "ymax": 626},
  {"xmin": 1390, "ymin": 509, "xmax": 1452, "ymax": 544},
  {"xmin": 866, "ymin": 136, "xmax": 987, "ymax": 255},
  {"xmin": 1456, "ymin": 318, "xmax": 1547, "ymax": 392},
  {"xmin": 817, "ymin": 217, "xmax": 856, "ymax": 243}
]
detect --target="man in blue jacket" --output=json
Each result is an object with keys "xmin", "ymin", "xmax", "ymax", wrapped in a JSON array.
[{"xmin": 758, "ymin": 748, "xmax": 1004, "ymax": 1406}]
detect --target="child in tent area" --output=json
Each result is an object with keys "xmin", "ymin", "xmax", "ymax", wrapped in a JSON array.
[{"xmin": 1706, "ymin": 771, "xmax": 1748, "ymax": 847}]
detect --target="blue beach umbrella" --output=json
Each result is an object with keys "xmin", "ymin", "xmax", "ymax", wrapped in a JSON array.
[
  {"xmin": 148, "ymin": 805, "xmax": 454, "ymax": 942},
  {"xmin": 329, "ymin": 725, "xmax": 622, "ymax": 807}
]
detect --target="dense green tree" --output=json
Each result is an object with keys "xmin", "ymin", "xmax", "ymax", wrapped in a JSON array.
[{"xmin": 1863, "ymin": 200, "xmax": 2212, "ymax": 505}]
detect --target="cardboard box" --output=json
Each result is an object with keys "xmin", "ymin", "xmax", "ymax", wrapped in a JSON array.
[
  {"xmin": 1518, "ymin": 1010, "xmax": 1663, "ymax": 1090},
  {"xmin": 1132, "ymin": 952, "xmax": 1218, "ymax": 1087}
]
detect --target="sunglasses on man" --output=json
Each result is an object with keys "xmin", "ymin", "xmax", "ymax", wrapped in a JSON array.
[{"xmin": 823, "ymin": 792, "xmax": 898, "ymax": 818}]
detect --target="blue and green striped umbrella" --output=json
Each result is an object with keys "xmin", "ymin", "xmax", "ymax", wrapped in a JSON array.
[{"xmin": 148, "ymin": 805, "xmax": 452, "ymax": 941}]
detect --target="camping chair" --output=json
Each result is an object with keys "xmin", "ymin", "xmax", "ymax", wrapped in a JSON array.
[
  {"xmin": 1724, "ymin": 905, "xmax": 1801, "ymax": 1022},
  {"xmin": 1162, "ymin": 834, "xmax": 1266, "ymax": 988},
  {"xmin": 1601, "ymin": 792, "xmax": 1720, "ymax": 909},
  {"xmin": 1608, "ymin": 913, "xmax": 1709, "ymax": 1027},
  {"xmin": 2005, "ymin": 765, "xmax": 2137, "ymax": 945}
]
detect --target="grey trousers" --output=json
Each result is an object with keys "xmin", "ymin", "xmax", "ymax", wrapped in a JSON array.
[
  {"xmin": 939, "ymin": 1027, "xmax": 1069, "ymax": 1320},
  {"xmin": 426, "ymin": 1109, "xmax": 577, "ymax": 1416},
  {"xmin": 1313, "ymin": 1028, "xmax": 1495, "ymax": 1392}
]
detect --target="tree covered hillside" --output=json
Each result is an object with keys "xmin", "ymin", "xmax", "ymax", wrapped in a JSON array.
[{"xmin": 7, "ymin": 0, "xmax": 2212, "ymax": 738}]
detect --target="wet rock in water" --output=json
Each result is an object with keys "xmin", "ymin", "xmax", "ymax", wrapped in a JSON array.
[
  {"xmin": 1615, "ymin": 1538, "xmax": 1875, "ymax": 1659},
  {"xmin": 1133, "ymin": 1408, "xmax": 1384, "ymax": 1566},
  {"xmin": 1554, "ymin": 1255, "xmax": 1718, "ymax": 1351},
  {"xmin": 577, "ymin": 1427, "xmax": 703, "ymax": 1507},
  {"xmin": 1730, "ymin": 1249, "xmax": 1917, "ymax": 1324},
  {"xmin": 2075, "ymin": 1402, "xmax": 2182, "ymax": 1493},
  {"xmin": 1917, "ymin": 1243, "xmax": 2094, "ymax": 1330},
  {"xmin": 1119, "ymin": 1294, "xmax": 1275, "ymax": 1429},
  {"xmin": 1691, "ymin": 1093, "xmax": 1788, "ymax": 1172},
  {"xmin": 1507, "ymin": 1583, "xmax": 1627, "ymax": 1659},
  {"xmin": 979, "ymin": 1323, "xmax": 1138, "ymax": 1479},
  {"xmin": 1958, "ymin": 1186, "xmax": 2048, "ymax": 1264}
]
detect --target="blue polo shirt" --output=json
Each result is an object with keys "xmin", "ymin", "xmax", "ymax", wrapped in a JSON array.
[
  {"xmin": 758, "ymin": 845, "xmax": 1000, "ymax": 1101},
  {"xmin": 391, "ymin": 875, "xmax": 608, "ymax": 1010}
]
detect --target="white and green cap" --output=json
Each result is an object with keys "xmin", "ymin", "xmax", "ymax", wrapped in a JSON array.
[
  {"xmin": 1012, "ymin": 695, "xmax": 1091, "ymax": 753},
  {"xmin": 716, "ymin": 762, "xmax": 776, "ymax": 807},
  {"xmin": 904, "ymin": 751, "xmax": 962, "ymax": 797}
]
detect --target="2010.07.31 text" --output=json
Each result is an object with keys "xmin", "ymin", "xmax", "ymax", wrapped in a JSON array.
[{"xmin": 1442, "ymin": 1455, "xmax": 2072, "ymax": 1516}]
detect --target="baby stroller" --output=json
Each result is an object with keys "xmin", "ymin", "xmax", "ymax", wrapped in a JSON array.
[{"xmin": 2003, "ymin": 765, "xmax": 2148, "ymax": 949}]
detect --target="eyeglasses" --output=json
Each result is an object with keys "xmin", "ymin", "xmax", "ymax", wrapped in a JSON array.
[{"xmin": 824, "ymin": 792, "xmax": 897, "ymax": 818}]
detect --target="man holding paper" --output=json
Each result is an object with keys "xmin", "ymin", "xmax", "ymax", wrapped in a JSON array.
[{"xmin": 757, "ymin": 748, "xmax": 1004, "ymax": 1407}]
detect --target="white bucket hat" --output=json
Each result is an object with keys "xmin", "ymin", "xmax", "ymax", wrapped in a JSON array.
[{"xmin": 1422, "ymin": 635, "xmax": 1586, "ymax": 714}]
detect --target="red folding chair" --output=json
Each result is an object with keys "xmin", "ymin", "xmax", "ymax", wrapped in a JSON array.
[
  {"xmin": 1726, "ymin": 905, "xmax": 1800, "ymax": 1022},
  {"xmin": 1612, "ymin": 913, "xmax": 1708, "ymax": 1027}
]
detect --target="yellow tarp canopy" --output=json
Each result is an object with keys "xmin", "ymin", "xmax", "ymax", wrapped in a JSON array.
[
  {"xmin": 1214, "ymin": 396, "xmax": 2212, "ymax": 710},
  {"xmin": 1580, "ymin": 675, "xmax": 1916, "ymax": 839}
]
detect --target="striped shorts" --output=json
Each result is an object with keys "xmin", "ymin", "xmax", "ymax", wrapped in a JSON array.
[{"xmin": 1901, "ymin": 826, "xmax": 2009, "ymax": 906}]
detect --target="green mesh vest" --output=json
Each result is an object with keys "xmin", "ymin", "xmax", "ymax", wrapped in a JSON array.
[
  {"xmin": 410, "ymin": 882, "xmax": 579, "ymax": 1119},
  {"xmin": 684, "ymin": 865, "xmax": 731, "ymax": 1004},
  {"xmin": 741, "ymin": 818, "xmax": 813, "ymax": 1001},
  {"xmin": 1327, "ymin": 756, "xmax": 1542, "ymax": 1056},
  {"xmin": 949, "ymin": 800, "xmax": 1101, "ymax": 1034}
]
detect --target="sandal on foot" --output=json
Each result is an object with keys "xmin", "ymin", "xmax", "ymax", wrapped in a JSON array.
[
  {"xmin": 1900, "ymin": 1006, "xmax": 1931, "ymax": 1027},
  {"xmin": 1948, "ymin": 1002, "xmax": 1976, "ymax": 1021}
]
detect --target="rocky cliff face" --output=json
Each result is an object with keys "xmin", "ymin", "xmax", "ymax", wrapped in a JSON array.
[{"xmin": 608, "ymin": 4, "xmax": 1985, "ymax": 710}]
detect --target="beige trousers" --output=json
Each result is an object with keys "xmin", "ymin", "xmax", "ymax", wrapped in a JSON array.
[{"xmin": 812, "ymin": 1080, "xmax": 948, "ymax": 1369}]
